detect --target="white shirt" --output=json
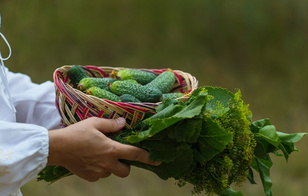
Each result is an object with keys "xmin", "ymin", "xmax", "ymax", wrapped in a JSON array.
[{"xmin": 0, "ymin": 65, "xmax": 61, "ymax": 196}]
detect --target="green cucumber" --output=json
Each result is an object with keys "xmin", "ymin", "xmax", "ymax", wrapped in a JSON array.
[
  {"xmin": 145, "ymin": 70, "xmax": 176, "ymax": 93},
  {"xmin": 119, "ymin": 94, "xmax": 141, "ymax": 103},
  {"xmin": 117, "ymin": 69, "xmax": 156, "ymax": 85},
  {"xmin": 68, "ymin": 65, "xmax": 88, "ymax": 88},
  {"xmin": 86, "ymin": 86, "xmax": 120, "ymax": 102},
  {"xmin": 119, "ymin": 79, "xmax": 139, "ymax": 84},
  {"xmin": 77, "ymin": 77, "xmax": 116, "ymax": 92},
  {"xmin": 110, "ymin": 81, "xmax": 162, "ymax": 103},
  {"xmin": 162, "ymin": 92, "xmax": 185, "ymax": 101}
]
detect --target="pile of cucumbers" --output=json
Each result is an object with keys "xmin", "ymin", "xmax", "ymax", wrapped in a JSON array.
[{"xmin": 67, "ymin": 65, "xmax": 185, "ymax": 103}]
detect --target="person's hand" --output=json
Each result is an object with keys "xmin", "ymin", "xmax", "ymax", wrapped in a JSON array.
[{"xmin": 47, "ymin": 117, "xmax": 161, "ymax": 182}]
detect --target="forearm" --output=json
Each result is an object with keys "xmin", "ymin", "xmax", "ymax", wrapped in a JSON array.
[{"xmin": 47, "ymin": 129, "xmax": 70, "ymax": 167}]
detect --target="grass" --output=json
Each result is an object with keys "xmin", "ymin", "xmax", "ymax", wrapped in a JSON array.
[{"xmin": 1, "ymin": 1, "xmax": 308, "ymax": 195}]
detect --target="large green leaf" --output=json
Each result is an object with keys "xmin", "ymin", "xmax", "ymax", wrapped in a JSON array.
[
  {"xmin": 254, "ymin": 125, "xmax": 281, "ymax": 148},
  {"xmin": 277, "ymin": 132, "xmax": 306, "ymax": 161},
  {"xmin": 253, "ymin": 140, "xmax": 273, "ymax": 160},
  {"xmin": 167, "ymin": 116, "xmax": 202, "ymax": 143},
  {"xmin": 247, "ymin": 167, "xmax": 257, "ymax": 185},
  {"xmin": 197, "ymin": 118, "xmax": 233, "ymax": 162},
  {"xmin": 140, "ymin": 137, "xmax": 184, "ymax": 163},
  {"xmin": 277, "ymin": 132, "xmax": 307, "ymax": 143},
  {"xmin": 250, "ymin": 118, "xmax": 272, "ymax": 133},
  {"xmin": 251, "ymin": 157, "xmax": 273, "ymax": 196},
  {"xmin": 128, "ymin": 142, "xmax": 194, "ymax": 180},
  {"xmin": 220, "ymin": 187, "xmax": 244, "ymax": 196}
]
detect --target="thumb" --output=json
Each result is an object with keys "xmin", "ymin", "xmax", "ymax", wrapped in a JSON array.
[{"xmin": 94, "ymin": 117, "xmax": 126, "ymax": 134}]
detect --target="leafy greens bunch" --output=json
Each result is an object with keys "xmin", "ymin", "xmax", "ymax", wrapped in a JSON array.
[{"xmin": 38, "ymin": 86, "xmax": 306, "ymax": 196}]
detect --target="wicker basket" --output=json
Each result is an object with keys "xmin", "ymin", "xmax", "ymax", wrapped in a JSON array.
[{"xmin": 53, "ymin": 65, "xmax": 198, "ymax": 129}]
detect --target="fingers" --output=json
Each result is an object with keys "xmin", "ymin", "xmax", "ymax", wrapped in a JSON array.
[
  {"xmin": 110, "ymin": 161, "xmax": 131, "ymax": 178},
  {"xmin": 114, "ymin": 142, "xmax": 161, "ymax": 166},
  {"xmin": 100, "ymin": 170, "xmax": 112, "ymax": 178},
  {"xmin": 80, "ymin": 162, "xmax": 129, "ymax": 181},
  {"xmin": 76, "ymin": 167, "xmax": 112, "ymax": 182},
  {"xmin": 82, "ymin": 171, "xmax": 111, "ymax": 182},
  {"xmin": 91, "ymin": 117, "xmax": 126, "ymax": 134}
]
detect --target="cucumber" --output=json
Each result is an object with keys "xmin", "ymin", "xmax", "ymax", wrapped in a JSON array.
[
  {"xmin": 77, "ymin": 77, "xmax": 116, "ymax": 92},
  {"xmin": 117, "ymin": 69, "xmax": 156, "ymax": 85},
  {"xmin": 145, "ymin": 70, "xmax": 176, "ymax": 93},
  {"xmin": 68, "ymin": 65, "xmax": 88, "ymax": 88},
  {"xmin": 119, "ymin": 94, "xmax": 141, "ymax": 103},
  {"xmin": 86, "ymin": 86, "xmax": 120, "ymax": 102},
  {"xmin": 162, "ymin": 92, "xmax": 185, "ymax": 101},
  {"xmin": 119, "ymin": 79, "xmax": 139, "ymax": 84},
  {"xmin": 110, "ymin": 81, "xmax": 162, "ymax": 103}
]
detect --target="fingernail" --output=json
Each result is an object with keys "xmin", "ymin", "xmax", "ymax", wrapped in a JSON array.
[{"xmin": 115, "ymin": 117, "xmax": 126, "ymax": 127}]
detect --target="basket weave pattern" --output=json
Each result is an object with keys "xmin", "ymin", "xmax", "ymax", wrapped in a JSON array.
[{"xmin": 53, "ymin": 65, "xmax": 198, "ymax": 129}]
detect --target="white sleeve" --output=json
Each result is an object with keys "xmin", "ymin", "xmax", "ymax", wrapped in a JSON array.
[
  {"xmin": 0, "ymin": 121, "xmax": 49, "ymax": 196},
  {"xmin": 0, "ymin": 70, "xmax": 62, "ymax": 195},
  {"xmin": 7, "ymin": 70, "xmax": 61, "ymax": 130}
]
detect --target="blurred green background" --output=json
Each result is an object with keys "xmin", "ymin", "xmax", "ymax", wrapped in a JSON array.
[{"xmin": 1, "ymin": 1, "xmax": 308, "ymax": 195}]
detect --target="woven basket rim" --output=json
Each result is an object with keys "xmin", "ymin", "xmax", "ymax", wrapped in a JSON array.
[
  {"xmin": 53, "ymin": 65, "xmax": 199, "ymax": 128},
  {"xmin": 54, "ymin": 65, "xmax": 198, "ymax": 101}
]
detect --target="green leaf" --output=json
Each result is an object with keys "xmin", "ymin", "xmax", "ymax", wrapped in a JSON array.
[
  {"xmin": 141, "ymin": 103, "xmax": 184, "ymax": 129},
  {"xmin": 251, "ymin": 157, "xmax": 273, "ymax": 196},
  {"xmin": 140, "ymin": 137, "xmax": 184, "ymax": 163},
  {"xmin": 155, "ymin": 99, "xmax": 179, "ymax": 113},
  {"xmin": 220, "ymin": 187, "xmax": 244, "ymax": 196},
  {"xmin": 250, "ymin": 118, "xmax": 272, "ymax": 133},
  {"xmin": 174, "ymin": 90, "xmax": 208, "ymax": 118},
  {"xmin": 128, "ymin": 142, "xmax": 194, "ymax": 180},
  {"xmin": 280, "ymin": 142, "xmax": 298, "ymax": 154},
  {"xmin": 277, "ymin": 143, "xmax": 290, "ymax": 161},
  {"xmin": 37, "ymin": 166, "xmax": 72, "ymax": 183},
  {"xmin": 167, "ymin": 116, "xmax": 202, "ymax": 143},
  {"xmin": 247, "ymin": 167, "xmax": 257, "ymax": 184},
  {"xmin": 275, "ymin": 132, "xmax": 306, "ymax": 161},
  {"xmin": 197, "ymin": 118, "xmax": 233, "ymax": 162},
  {"xmin": 255, "ymin": 136, "xmax": 280, "ymax": 157},
  {"xmin": 192, "ymin": 147, "xmax": 208, "ymax": 164},
  {"xmin": 254, "ymin": 140, "xmax": 273, "ymax": 160},
  {"xmin": 152, "ymin": 103, "xmax": 184, "ymax": 120},
  {"xmin": 277, "ymin": 132, "xmax": 307, "ymax": 143},
  {"xmin": 254, "ymin": 125, "xmax": 281, "ymax": 148}
]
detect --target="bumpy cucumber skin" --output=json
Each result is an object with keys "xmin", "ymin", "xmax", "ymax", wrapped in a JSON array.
[
  {"xmin": 86, "ymin": 86, "xmax": 120, "ymax": 102},
  {"xmin": 162, "ymin": 92, "xmax": 185, "ymax": 101},
  {"xmin": 68, "ymin": 65, "xmax": 88, "ymax": 87},
  {"xmin": 119, "ymin": 79, "xmax": 139, "ymax": 84},
  {"xmin": 78, "ymin": 77, "xmax": 116, "ymax": 91},
  {"xmin": 117, "ymin": 69, "xmax": 156, "ymax": 85},
  {"xmin": 110, "ymin": 81, "xmax": 162, "ymax": 103},
  {"xmin": 119, "ymin": 94, "xmax": 141, "ymax": 103},
  {"xmin": 145, "ymin": 70, "xmax": 176, "ymax": 93}
]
